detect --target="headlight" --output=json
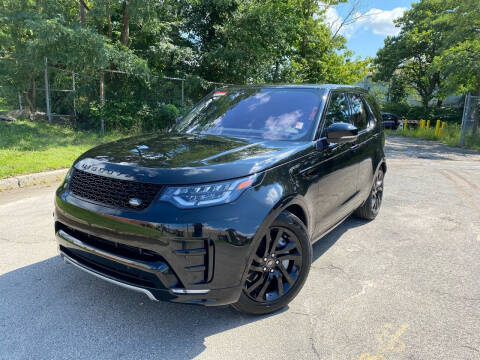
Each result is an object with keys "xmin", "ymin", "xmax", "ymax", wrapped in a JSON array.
[
  {"xmin": 62, "ymin": 167, "xmax": 74, "ymax": 189},
  {"xmin": 159, "ymin": 174, "xmax": 258, "ymax": 208}
]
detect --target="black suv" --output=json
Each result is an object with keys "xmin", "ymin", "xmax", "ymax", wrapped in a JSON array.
[
  {"xmin": 55, "ymin": 85, "xmax": 386, "ymax": 315},
  {"xmin": 381, "ymin": 112, "xmax": 402, "ymax": 130}
]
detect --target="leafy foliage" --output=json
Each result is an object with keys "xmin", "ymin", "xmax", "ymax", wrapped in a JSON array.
[
  {"xmin": 0, "ymin": 0, "xmax": 370, "ymax": 131},
  {"xmin": 374, "ymin": 0, "xmax": 480, "ymax": 108}
]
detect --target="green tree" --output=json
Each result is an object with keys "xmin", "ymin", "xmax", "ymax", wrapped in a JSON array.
[
  {"xmin": 374, "ymin": 1, "xmax": 445, "ymax": 109},
  {"xmin": 387, "ymin": 75, "xmax": 407, "ymax": 103},
  {"xmin": 375, "ymin": 0, "xmax": 480, "ymax": 109},
  {"xmin": 0, "ymin": 0, "xmax": 152, "ymax": 118},
  {"xmin": 184, "ymin": 0, "xmax": 368, "ymax": 84},
  {"xmin": 432, "ymin": 0, "xmax": 480, "ymax": 97}
]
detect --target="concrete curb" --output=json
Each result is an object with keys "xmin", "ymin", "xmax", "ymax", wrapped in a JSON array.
[{"xmin": 0, "ymin": 168, "xmax": 68, "ymax": 191}]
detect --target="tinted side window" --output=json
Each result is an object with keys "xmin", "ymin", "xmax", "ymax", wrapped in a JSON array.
[
  {"xmin": 365, "ymin": 93, "xmax": 381, "ymax": 127},
  {"xmin": 324, "ymin": 92, "xmax": 351, "ymax": 131},
  {"xmin": 349, "ymin": 93, "xmax": 368, "ymax": 130}
]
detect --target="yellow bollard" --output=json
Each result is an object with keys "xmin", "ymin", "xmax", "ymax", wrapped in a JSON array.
[
  {"xmin": 426, "ymin": 120, "xmax": 430, "ymax": 129},
  {"xmin": 435, "ymin": 120, "xmax": 441, "ymax": 137},
  {"xmin": 404, "ymin": 119, "xmax": 408, "ymax": 130},
  {"xmin": 420, "ymin": 119, "xmax": 425, "ymax": 129},
  {"xmin": 439, "ymin": 122, "xmax": 446, "ymax": 136}
]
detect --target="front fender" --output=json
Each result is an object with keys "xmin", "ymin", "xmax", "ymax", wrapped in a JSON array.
[{"xmin": 238, "ymin": 178, "xmax": 311, "ymax": 286}]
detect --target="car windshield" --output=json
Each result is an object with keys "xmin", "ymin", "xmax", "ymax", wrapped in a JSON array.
[{"xmin": 173, "ymin": 88, "xmax": 323, "ymax": 141}]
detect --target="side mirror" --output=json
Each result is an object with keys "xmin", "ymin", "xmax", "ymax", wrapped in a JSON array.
[{"xmin": 326, "ymin": 122, "xmax": 358, "ymax": 144}]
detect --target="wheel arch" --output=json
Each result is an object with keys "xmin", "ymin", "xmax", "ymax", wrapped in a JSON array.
[
  {"xmin": 284, "ymin": 204, "xmax": 307, "ymax": 229},
  {"xmin": 379, "ymin": 159, "xmax": 387, "ymax": 175},
  {"xmin": 270, "ymin": 195, "xmax": 312, "ymax": 237}
]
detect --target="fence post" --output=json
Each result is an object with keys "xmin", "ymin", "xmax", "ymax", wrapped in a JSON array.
[
  {"xmin": 460, "ymin": 93, "xmax": 471, "ymax": 147},
  {"xmin": 18, "ymin": 93, "xmax": 22, "ymax": 111},
  {"xmin": 99, "ymin": 70, "xmax": 105, "ymax": 134},
  {"xmin": 72, "ymin": 72, "xmax": 77, "ymax": 118},
  {"xmin": 181, "ymin": 79, "xmax": 184, "ymax": 107},
  {"xmin": 44, "ymin": 57, "xmax": 52, "ymax": 122}
]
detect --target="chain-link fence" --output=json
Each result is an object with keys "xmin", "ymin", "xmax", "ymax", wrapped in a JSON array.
[
  {"xmin": 0, "ymin": 57, "xmax": 228, "ymax": 133},
  {"xmin": 459, "ymin": 94, "xmax": 480, "ymax": 147}
]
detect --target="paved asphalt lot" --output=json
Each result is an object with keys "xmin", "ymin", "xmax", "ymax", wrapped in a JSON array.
[{"xmin": 1, "ymin": 136, "xmax": 479, "ymax": 360}]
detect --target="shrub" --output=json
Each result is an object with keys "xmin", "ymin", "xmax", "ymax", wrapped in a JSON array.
[
  {"xmin": 145, "ymin": 103, "xmax": 179, "ymax": 131},
  {"xmin": 381, "ymin": 102, "xmax": 463, "ymax": 123},
  {"xmin": 387, "ymin": 122, "xmax": 480, "ymax": 150},
  {"xmin": 84, "ymin": 100, "xmax": 179, "ymax": 133}
]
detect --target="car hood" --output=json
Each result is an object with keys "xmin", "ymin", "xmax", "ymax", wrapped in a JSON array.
[{"xmin": 74, "ymin": 133, "xmax": 311, "ymax": 184}]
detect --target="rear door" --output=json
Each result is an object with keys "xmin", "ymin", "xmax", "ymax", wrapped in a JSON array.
[{"xmin": 348, "ymin": 92, "xmax": 378, "ymax": 204}]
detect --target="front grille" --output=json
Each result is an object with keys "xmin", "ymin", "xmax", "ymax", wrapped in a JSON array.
[
  {"xmin": 56, "ymin": 222, "xmax": 164, "ymax": 262},
  {"xmin": 70, "ymin": 169, "xmax": 163, "ymax": 210},
  {"xmin": 56, "ymin": 222, "xmax": 181, "ymax": 289}
]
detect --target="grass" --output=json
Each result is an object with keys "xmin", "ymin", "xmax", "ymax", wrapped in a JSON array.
[
  {"xmin": 0, "ymin": 97, "xmax": 11, "ymax": 111},
  {"xmin": 386, "ymin": 123, "xmax": 480, "ymax": 151},
  {"xmin": 0, "ymin": 120, "xmax": 128, "ymax": 179}
]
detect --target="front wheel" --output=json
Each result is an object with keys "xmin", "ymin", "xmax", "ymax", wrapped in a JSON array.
[
  {"xmin": 354, "ymin": 168, "xmax": 384, "ymax": 220},
  {"xmin": 232, "ymin": 211, "xmax": 312, "ymax": 315}
]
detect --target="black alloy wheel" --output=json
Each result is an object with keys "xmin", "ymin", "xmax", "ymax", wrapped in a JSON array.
[
  {"xmin": 244, "ymin": 227, "xmax": 302, "ymax": 302},
  {"xmin": 354, "ymin": 168, "xmax": 385, "ymax": 220},
  {"xmin": 370, "ymin": 169, "xmax": 384, "ymax": 215},
  {"xmin": 232, "ymin": 211, "xmax": 312, "ymax": 315}
]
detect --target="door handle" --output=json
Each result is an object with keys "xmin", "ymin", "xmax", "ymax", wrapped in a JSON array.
[{"xmin": 350, "ymin": 144, "xmax": 359, "ymax": 150}]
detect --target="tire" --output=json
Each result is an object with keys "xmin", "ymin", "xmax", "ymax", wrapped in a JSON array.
[
  {"xmin": 232, "ymin": 211, "xmax": 312, "ymax": 315},
  {"xmin": 354, "ymin": 167, "xmax": 384, "ymax": 220}
]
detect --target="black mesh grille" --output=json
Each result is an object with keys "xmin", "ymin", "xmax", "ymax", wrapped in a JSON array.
[{"xmin": 70, "ymin": 169, "xmax": 163, "ymax": 210}]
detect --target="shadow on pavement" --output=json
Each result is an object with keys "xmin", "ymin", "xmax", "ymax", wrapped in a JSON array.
[
  {"xmin": 0, "ymin": 217, "xmax": 364, "ymax": 360},
  {"xmin": 1, "ymin": 257, "xmax": 264, "ymax": 359},
  {"xmin": 312, "ymin": 216, "xmax": 368, "ymax": 262}
]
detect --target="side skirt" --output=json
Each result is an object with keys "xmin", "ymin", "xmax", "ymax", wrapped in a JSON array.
[{"xmin": 311, "ymin": 212, "xmax": 354, "ymax": 244}]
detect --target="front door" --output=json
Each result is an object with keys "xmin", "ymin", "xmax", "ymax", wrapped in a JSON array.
[{"xmin": 309, "ymin": 91, "xmax": 359, "ymax": 238}]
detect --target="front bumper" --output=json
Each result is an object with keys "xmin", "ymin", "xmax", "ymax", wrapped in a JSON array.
[{"xmin": 54, "ymin": 182, "xmax": 277, "ymax": 306}]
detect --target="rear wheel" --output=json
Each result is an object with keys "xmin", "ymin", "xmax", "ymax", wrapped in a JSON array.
[
  {"xmin": 354, "ymin": 168, "xmax": 384, "ymax": 220},
  {"xmin": 232, "ymin": 211, "xmax": 312, "ymax": 315}
]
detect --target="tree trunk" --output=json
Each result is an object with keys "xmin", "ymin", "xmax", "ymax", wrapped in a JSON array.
[
  {"xmin": 300, "ymin": 0, "xmax": 313, "ymax": 59},
  {"xmin": 422, "ymin": 98, "xmax": 429, "ymax": 111},
  {"xmin": 273, "ymin": 61, "xmax": 280, "ymax": 83},
  {"xmin": 120, "ymin": 1, "xmax": 129, "ymax": 46},
  {"xmin": 79, "ymin": 0, "xmax": 86, "ymax": 26},
  {"xmin": 107, "ymin": 0, "xmax": 113, "ymax": 39}
]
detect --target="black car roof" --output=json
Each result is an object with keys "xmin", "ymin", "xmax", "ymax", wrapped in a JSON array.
[{"xmin": 218, "ymin": 84, "xmax": 367, "ymax": 93}]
